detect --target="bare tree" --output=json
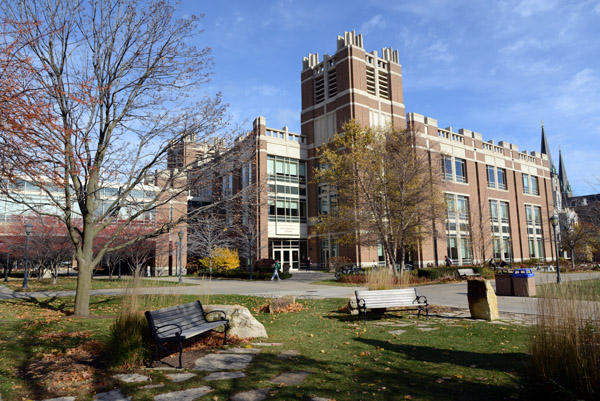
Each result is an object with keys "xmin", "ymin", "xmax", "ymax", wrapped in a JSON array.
[
  {"xmin": 0, "ymin": 0, "xmax": 235, "ymax": 315},
  {"xmin": 187, "ymin": 212, "xmax": 237, "ymax": 275}
]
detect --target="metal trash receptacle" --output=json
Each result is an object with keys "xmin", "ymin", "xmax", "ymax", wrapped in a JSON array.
[
  {"xmin": 494, "ymin": 269, "xmax": 514, "ymax": 296},
  {"xmin": 512, "ymin": 268, "xmax": 536, "ymax": 297}
]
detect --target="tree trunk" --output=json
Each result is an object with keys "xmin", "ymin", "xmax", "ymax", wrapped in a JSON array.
[{"xmin": 74, "ymin": 263, "xmax": 93, "ymax": 316}]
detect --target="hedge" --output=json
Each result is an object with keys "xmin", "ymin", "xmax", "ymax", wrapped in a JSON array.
[
  {"xmin": 196, "ymin": 268, "xmax": 291, "ymax": 280},
  {"xmin": 416, "ymin": 266, "xmax": 483, "ymax": 280}
]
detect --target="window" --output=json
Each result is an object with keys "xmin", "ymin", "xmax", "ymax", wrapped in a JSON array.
[
  {"xmin": 490, "ymin": 199, "xmax": 511, "ymax": 260},
  {"xmin": 531, "ymin": 176, "xmax": 539, "ymax": 195},
  {"xmin": 523, "ymin": 174, "xmax": 530, "ymax": 194},
  {"xmin": 525, "ymin": 204, "xmax": 544, "ymax": 259},
  {"xmin": 487, "ymin": 166, "xmax": 496, "ymax": 188},
  {"xmin": 497, "ymin": 168, "xmax": 506, "ymax": 190},
  {"xmin": 445, "ymin": 193, "xmax": 472, "ymax": 265},
  {"xmin": 487, "ymin": 166, "xmax": 507, "ymax": 190},
  {"xmin": 442, "ymin": 156, "xmax": 453, "ymax": 181},
  {"xmin": 442, "ymin": 156, "xmax": 467, "ymax": 183},
  {"xmin": 455, "ymin": 159, "xmax": 467, "ymax": 183}
]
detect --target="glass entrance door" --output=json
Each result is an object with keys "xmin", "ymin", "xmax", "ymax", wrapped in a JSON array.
[{"xmin": 272, "ymin": 249, "xmax": 300, "ymax": 270}]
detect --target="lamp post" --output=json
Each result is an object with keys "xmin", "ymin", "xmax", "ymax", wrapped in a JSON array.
[
  {"xmin": 247, "ymin": 233, "xmax": 253, "ymax": 280},
  {"xmin": 433, "ymin": 228, "xmax": 439, "ymax": 267},
  {"xmin": 178, "ymin": 230, "xmax": 184, "ymax": 284},
  {"xmin": 4, "ymin": 252, "xmax": 9, "ymax": 282},
  {"xmin": 550, "ymin": 214, "xmax": 561, "ymax": 283},
  {"xmin": 174, "ymin": 241, "xmax": 179, "ymax": 280},
  {"xmin": 22, "ymin": 224, "xmax": 33, "ymax": 289}
]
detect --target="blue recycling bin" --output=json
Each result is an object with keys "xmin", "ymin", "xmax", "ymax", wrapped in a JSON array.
[{"xmin": 512, "ymin": 269, "xmax": 536, "ymax": 297}]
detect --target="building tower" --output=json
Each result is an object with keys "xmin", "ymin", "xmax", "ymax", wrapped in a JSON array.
[{"xmin": 301, "ymin": 31, "xmax": 406, "ymax": 267}]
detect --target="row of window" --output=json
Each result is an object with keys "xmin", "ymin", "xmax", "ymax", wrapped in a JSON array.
[
  {"xmin": 442, "ymin": 156, "xmax": 539, "ymax": 195},
  {"xmin": 268, "ymin": 197, "xmax": 307, "ymax": 223},
  {"xmin": 442, "ymin": 193, "xmax": 546, "ymax": 263}
]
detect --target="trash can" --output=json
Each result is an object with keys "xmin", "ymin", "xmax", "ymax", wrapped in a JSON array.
[
  {"xmin": 494, "ymin": 269, "xmax": 514, "ymax": 296},
  {"xmin": 512, "ymin": 269, "xmax": 536, "ymax": 297}
]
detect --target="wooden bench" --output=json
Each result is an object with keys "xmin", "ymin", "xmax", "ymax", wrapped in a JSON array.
[
  {"xmin": 457, "ymin": 268, "xmax": 481, "ymax": 279},
  {"xmin": 355, "ymin": 288, "xmax": 429, "ymax": 324},
  {"xmin": 145, "ymin": 301, "xmax": 229, "ymax": 368}
]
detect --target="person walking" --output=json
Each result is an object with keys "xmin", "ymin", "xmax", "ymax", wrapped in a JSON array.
[
  {"xmin": 305, "ymin": 256, "xmax": 311, "ymax": 271},
  {"xmin": 444, "ymin": 255, "xmax": 453, "ymax": 266},
  {"xmin": 271, "ymin": 260, "xmax": 281, "ymax": 281}
]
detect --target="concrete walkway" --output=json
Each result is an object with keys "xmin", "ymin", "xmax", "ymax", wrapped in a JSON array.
[{"xmin": 1, "ymin": 270, "xmax": 599, "ymax": 316}]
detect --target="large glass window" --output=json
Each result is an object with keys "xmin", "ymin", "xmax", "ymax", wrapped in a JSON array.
[
  {"xmin": 455, "ymin": 159, "xmax": 467, "ymax": 183},
  {"xmin": 525, "ymin": 204, "xmax": 544, "ymax": 259},
  {"xmin": 442, "ymin": 156, "xmax": 453, "ymax": 181},
  {"xmin": 531, "ymin": 176, "xmax": 539, "ymax": 195},
  {"xmin": 487, "ymin": 166, "xmax": 496, "ymax": 188},
  {"xmin": 522, "ymin": 174, "xmax": 530, "ymax": 194},
  {"xmin": 487, "ymin": 166, "xmax": 507, "ymax": 190},
  {"xmin": 445, "ymin": 193, "xmax": 472, "ymax": 265},
  {"xmin": 442, "ymin": 156, "xmax": 467, "ymax": 183},
  {"xmin": 497, "ymin": 168, "xmax": 507, "ymax": 190},
  {"xmin": 490, "ymin": 199, "xmax": 511, "ymax": 262}
]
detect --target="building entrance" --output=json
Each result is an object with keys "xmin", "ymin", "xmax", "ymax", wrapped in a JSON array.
[{"xmin": 273, "ymin": 249, "xmax": 299, "ymax": 270}]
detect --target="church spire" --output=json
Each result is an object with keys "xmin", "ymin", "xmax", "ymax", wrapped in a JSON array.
[
  {"xmin": 540, "ymin": 120, "xmax": 556, "ymax": 174},
  {"xmin": 558, "ymin": 148, "xmax": 573, "ymax": 198}
]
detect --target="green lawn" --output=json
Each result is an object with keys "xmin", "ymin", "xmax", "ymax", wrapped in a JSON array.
[
  {"xmin": 2, "ymin": 276, "xmax": 193, "ymax": 292},
  {"xmin": 0, "ymin": 294, "xmax": 541, "ymax": 401}
]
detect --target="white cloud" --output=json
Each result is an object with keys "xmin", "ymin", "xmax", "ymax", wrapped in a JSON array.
[
  {"xmin": 499, "ymin": 37, "xmax": 547, "ymax": 55},
  {"xmin": 512, "ymin": 0, "xmax": 558, "ymax": 17},
  {"xmin": 554, "ymin": 69, "xmax": 600, "ymax": 114},
  {"xmin": 423, "ymin": 40, "xmax": 455, "ymax": 64},
  {"xmin": 251, "ymin": 84, "xmax": 280, "ymax": 97},
  {"xmin": 359, "ymin": 14, "xmax": 386, "ymax": 35}
]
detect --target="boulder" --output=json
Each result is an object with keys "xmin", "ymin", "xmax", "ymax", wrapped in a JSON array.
[
  {"xmin": 204, "ymin": 304, "xmax": 268, "ymax": 338},
  {"xmin": 347, "ymin": 297, "xmax": 359, "ymax": 315},
  {"xmin": 467, "ymin": 279, "xmax": 499, "ymax": 321},
  {"xmin": 269, "ymin": 296, "xmax": 295, "ymax": 313}
]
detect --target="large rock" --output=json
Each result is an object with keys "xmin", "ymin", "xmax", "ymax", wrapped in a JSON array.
[
  {"xmin": 467, "ymin": 279, "xmax": 499, "ymax": 321},
  {"xmin": 347, "ymin": 297, "xmax": 359, "ymax": 315},
  {"xmin": 269, "ymin": 296, "xmax": 295, "ymax": 313},
  {"xmin": 204, "ymin": 304, "xmax": 268, "ymax": 338}
]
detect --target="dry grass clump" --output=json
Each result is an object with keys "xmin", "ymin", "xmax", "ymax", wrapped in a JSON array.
[
  {"xmin": 366, "ymin": 268, "xmax": 411, "ymax": 290},
  {"xmin": 530, "ymin": 281, "xmax": 600, "ymax": 400}
]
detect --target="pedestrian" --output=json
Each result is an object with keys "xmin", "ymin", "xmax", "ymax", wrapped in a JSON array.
[
  {"xmin": 305, "ymin": 256, "xmax": 311, "ymax": 271},
  {"xmin": 444, "ymin": 255, "xmax": 453, "ymax": 266},
  {"xmin": 271, "ymin": 260, "xmax": 281, "ymax": 281}
]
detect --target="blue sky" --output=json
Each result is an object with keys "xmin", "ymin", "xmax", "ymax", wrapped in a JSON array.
[{"xmin": 181, "ymin": 0, "xmax": 600, "ymax": 196}]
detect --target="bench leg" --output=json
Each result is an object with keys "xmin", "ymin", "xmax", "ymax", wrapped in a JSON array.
[
  {"xmin": 178, "ymin": 340, "xmax": 183, "ymax": 369},
  {"xmin": 223, "ymin": 324, "xmax": 228, "ymax": 346}
]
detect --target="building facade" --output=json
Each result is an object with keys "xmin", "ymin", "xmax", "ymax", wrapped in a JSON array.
[{"xmin": 235, "ymin": 31, "xmax": 558, "ymax": 269}]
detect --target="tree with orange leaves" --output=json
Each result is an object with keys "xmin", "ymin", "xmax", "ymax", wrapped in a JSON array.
[{"xmin": 0, "ymin": 0, "xmax": 243, "ymax": 316}]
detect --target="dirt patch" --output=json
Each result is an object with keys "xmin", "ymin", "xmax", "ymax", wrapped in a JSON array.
[{"xmin": 149, "ymin": 332, "xmax": 251, "ymax": 370}]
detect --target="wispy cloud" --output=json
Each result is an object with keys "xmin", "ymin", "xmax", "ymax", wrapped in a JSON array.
[
  {"xmin": 499, "ymin": 0, "xmax": 559, "ymax": 17},
  {"xmin": 251, "ymin": 84, "xmax": 280, "ymax": 97},
  {"xmin": 359, "ymin": 14, "xmax": 386, "ymax": 35},
  {"xmin": 499, "ymin": 37, "xmax": 547, "ymax": 55},
  {"xmin": 554, "ymin": 69, "xmax": 600, "ymax": 114}
]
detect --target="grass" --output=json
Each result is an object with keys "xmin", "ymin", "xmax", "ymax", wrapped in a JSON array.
[
  {"xmin": 0, "ymin": 291, "xmax": 544, "ymax": 401},
  {"xmin": 2, "ymin": 276, "xmax": 194, "ymax": 292}
]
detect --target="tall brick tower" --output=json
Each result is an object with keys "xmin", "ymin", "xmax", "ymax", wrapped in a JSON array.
[{"xmin": 301, "ymin": 31, "xmax": 406, "ymax": 267}]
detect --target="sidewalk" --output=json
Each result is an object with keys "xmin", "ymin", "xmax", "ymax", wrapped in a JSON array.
[{"xmin": 1, "ymin": 270, "xmax": 599, "ymax": 316}]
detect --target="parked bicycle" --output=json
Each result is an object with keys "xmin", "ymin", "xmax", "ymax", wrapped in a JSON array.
[{"xmin": 334, "ymin": 265, "xmax": 365, "ymax": 280}]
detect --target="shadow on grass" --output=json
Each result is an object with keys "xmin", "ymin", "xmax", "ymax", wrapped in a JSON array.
[{"xmin": 197, "ymin": 347, "xmax": 537, "ymax": 401}]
